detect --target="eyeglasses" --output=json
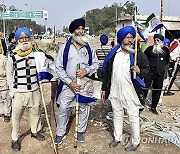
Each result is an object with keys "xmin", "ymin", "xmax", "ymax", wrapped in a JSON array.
[
  {"xmin": 154, "ymin": 39, "xmax": 161, "ymax": 42},
  {"xmin": 19, "ymin": 36, "xmax": 29, "ymax": 40}
]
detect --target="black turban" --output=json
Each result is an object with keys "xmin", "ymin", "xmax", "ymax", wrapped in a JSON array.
[
  {"xmin": 175, "ymin": 31, "xmax": 180, "ymax": 39},
  {"xmin": 69, "ymin": 18, "xmax": 85, "ymax": 34},
  {"xmin": 154, "ymin": 34, "xmax": 164, "ymax": 41}
]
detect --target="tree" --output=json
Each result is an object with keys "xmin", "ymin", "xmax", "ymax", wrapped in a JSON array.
[{"xmin": 84, "ymin": 1, "xmax": 136, "ymax": 35}]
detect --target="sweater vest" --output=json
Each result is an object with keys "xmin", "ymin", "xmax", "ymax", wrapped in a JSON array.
[{"xmin": 10, "ymin": 51, "xmax": 39, "ymax": 90}]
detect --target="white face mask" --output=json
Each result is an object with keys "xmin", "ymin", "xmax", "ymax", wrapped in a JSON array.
[{"xmin": 71, "ymin": 33, "xmax": 89, "ymax": 46}]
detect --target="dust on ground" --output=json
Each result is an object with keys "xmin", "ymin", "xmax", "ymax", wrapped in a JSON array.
[{"xmin": 0, "ymin": 37, "xmax": 180, "ymax": 154}]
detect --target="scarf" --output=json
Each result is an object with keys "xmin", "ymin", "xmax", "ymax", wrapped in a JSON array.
[{"xmin": 56, "ymin": 37, "xmax": 92, "ymax": 100}]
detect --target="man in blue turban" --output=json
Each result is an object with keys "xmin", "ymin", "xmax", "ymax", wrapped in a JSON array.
[
  {"xmin": 101, "ymin": 26, "xmax": 149, "ymax": 151},
  {"xmin": 6, "ymin": 27, "xmax": 45, "ymax": 151},
  {"xmin": 163, "ymin": 38, "xmax": 170, "ymax": 48},
  {"xmin": 100, "ymin": 34, "xmax": 109, "ymax": 45},
  {"xmin": 96, "ymin": 34, "xmax": 111, "ymax": 78}
]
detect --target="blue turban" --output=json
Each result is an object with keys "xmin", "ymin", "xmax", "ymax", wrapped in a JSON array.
[
  {"xmin": 69, "ymin": 18, "xmax": 85, "ymax": 34},
  {"xmin": 163, "ymin": 38, "xmax": 170, "ymax": 46},
  {"xmin": 154, "ymin": 34, "xmax": 164, "ymax": 41},
  {"xmin": 117, "ymin": 26, "xmax": 136, "ymax": 44},
  {"xmin": 100, "ymin": 34, "xmax": 108, "ymax": 45},
  {"xmin": 15, "ymin": 27, "xmax": 31, "ymax": 41},
  {"xmin": 175, "ymin": 31, "xmax": 180, "ymax": 39}
]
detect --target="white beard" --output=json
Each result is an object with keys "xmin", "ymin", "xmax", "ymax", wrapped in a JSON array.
[
  {"xmin": 15, "ymin": 41, "xmax": 32, "ymax": 51},
  {"xmin": 152, "ymin": 43, "xmax": 164, "ymax": 54},
  {"xmin": 72, "ymin": 33, "xmax": 89, "ymax": 46},
  {"xmin": 121, "ymin": 44, "xmax": 135, "ymax": 53}
]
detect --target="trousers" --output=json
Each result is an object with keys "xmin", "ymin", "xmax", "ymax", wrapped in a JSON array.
[
  {"xmin": 0, "ymin": 80, "xmax": 11, "ymax": 116},
  {"xmin": 56, "ymin": 102, "xmax": 90, "ymax": 136},
  {"xmin": 110, "ymin": 97, "xmax": 140, "ymax": 145},
  {"xmin": 11, "ymin": 88, "xmax": 42, "ymax": 141}
]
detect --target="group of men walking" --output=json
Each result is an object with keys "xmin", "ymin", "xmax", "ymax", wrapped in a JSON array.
[{"xmin": 0, "ymin": 17, "xmax": 179, "ymax": 152}]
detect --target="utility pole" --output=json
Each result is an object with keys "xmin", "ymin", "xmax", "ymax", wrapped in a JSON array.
[
  {"xmin": 115, "ymin": 4, "xmax": 118, "ymax": 34},
  {"xmin": 2, "ymin": 0, "xmax": 5, "ymax": 38},
  {"xmin": 160, "ymin": 0, "xmax": 163, "ymax": 23},
  {"xmin": 168, "ymin": 0, "xmax": 170, "ymax": 16},
  {"xmin": 160, "ymin": 0, "xmax": 164, "ymax": 34}
]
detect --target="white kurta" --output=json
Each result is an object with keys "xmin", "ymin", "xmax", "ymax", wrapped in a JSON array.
[
  {"xmin": 109, "ymin": 49, "xmax": 141, "ymax": 145},
  {"xmin": 109, "ymin": 50, "xmax": 141, "ymax": 108}
]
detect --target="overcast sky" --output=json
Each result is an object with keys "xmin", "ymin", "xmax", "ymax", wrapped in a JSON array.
[{"xmin": 3, "ymin": 0, "xmax": 180, "ymax": 30}]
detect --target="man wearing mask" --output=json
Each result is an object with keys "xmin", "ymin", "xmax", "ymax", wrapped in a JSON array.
[
  {"xmin": 101, "ymin": 26, "xmax": 149, "ymax": 151},
  {"xmin": 143, "ymin": 34, "xmax": 169, "ymax": 114},
  {"xmin": 6, "ymin": 27, "xmax": 45, "ymax": 151},
  {"xmin": 55, "ymin": 18, "xmax": 99, "ymax": 144}
]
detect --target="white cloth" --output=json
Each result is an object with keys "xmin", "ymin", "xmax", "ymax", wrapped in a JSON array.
[
  {"xmin": 170, "ymin": 40, "xmax": 180, "ymax": 64},
  {"xmin": 109, "ymin": 50, "xmax": 141, "ymax": 145}
]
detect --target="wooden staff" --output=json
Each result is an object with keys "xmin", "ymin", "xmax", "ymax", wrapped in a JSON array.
[
  {"xmin": 133, "ymin": 6, "xmax": 138, "ymax": 79},
  {"xmin": 74, "ymin": 63, "xmax": 80, "ymax": 148},
  {"xmin": 39, "ymin": 82, "xmax": 58, "ymax": 154}
]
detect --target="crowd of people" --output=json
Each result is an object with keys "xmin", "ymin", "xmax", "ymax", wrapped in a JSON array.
[{"xmin": 0, "ymin": 17, "xmax": 179, "ymax": 152}]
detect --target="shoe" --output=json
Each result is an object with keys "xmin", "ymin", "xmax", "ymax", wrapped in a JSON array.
[
  {"xmin": 31, "ymin": 132, "xmax": 45, "ymax": 141},
  {"xmin": 4, "ymin": 116, "xmax": 10, "ymax": 122},
  {"xmin": 11, "ymin": 140, "xmax": 20, "ymax": 151},
  {"xmin": 163, "ymin": 91, "xmax": 175, "ymax": 96},
  {"xmin": 150, "ymin": 108, "xmax": 159, "ymax": 115},
  {"xmin": 125, "ymin": 144, "xmax": 140, "ymax": 151},
  {"xmin": 77, "ymin": 132, "xmax": 85, "ymax": 143},
  {"xmin": 109, "ymin": 140, "xmax": 120, "ymax": 148},
  {"xmin": 54, "ymin": 135, "xmax": 66, "ymax": 145}
]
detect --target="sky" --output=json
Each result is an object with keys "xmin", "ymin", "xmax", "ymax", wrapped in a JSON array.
[{"xmin": 2, "ymin": 0, "xmax": 180, "ymax": 31}]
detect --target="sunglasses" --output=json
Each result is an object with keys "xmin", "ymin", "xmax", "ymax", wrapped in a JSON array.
[{"xmin": 154, "ymin": 39, "xmax": 161, "ymax": 42}]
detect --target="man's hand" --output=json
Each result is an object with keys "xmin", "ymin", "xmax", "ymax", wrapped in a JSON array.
[
  {"xmin": 69, "ymin": 81, "xmax": 81, "ymax": 92},
  {"xmin": 131, "ymin": 65, "xmax": 140, "ymax": 74},
  {"xmin": 101, "ymin": 91, "xmax": 106, "ymax": 103},
  {"xmin": 76, "ymin": 68, "xmax": 87, "ymax": 78}
]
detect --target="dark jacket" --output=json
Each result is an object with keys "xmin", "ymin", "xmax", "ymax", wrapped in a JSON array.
[
  {"xmin": 102, "ymin": 50, "xmax": 149, "ymax": 105},
  {"xmin": 144, "ymin": 46, "xmax": 169, "ymax": 76}
]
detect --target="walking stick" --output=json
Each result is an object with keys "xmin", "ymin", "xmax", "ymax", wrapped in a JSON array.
[
  {"xmin": 39, "ymin": 82, "xmax": 58, "ymax": 154},
  {"xmin": 133, "ymin": 6, "xmax": 138, "ymax": 79},
  {"xmin": 74, "ymin": 63, "xmax": 80, "ymax": 148}
]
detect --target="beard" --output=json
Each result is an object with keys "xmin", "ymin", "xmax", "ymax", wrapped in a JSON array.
[
  {"xmin": 152, "ymin": 43, "xmax": 164, "ymax": 54},
  {"xmin": 121, "ymin": 44, "xmax": 135, "ymax": 53},
  {"xmin": 71, "ymin": 33, "xmax": 89, "ymax": 46},
  {"xmin": 15, "ymin": 41, "xmax": 32, "ymax": 51}
]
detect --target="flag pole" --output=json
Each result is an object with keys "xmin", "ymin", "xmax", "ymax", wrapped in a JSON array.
[
  {"xmin": 133, "ymin": 6, "xmax": 138, "ymax": 79},
  {"xmin": 39, "ymin": 82, "xmax": 58, "ymax": 154},
  {"xmin": 74, "ymin": 63, "xmax": 80, "ymax": 148}
]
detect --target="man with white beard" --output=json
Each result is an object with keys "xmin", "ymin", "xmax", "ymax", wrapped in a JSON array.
[
  {"xmin": 6, "ymin": 27, "xmax": 45, "ymax": 151},
  {"xmin": 101, "ymin": 26, "xmax": 149, "ymax": 151},
  {"xmin": 55, "ymin": 18, "xmax": 99, "ymax": 144},
  {"xmin": 143, "ymin": 34, "xmax": 169, "ymax": 114}
]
